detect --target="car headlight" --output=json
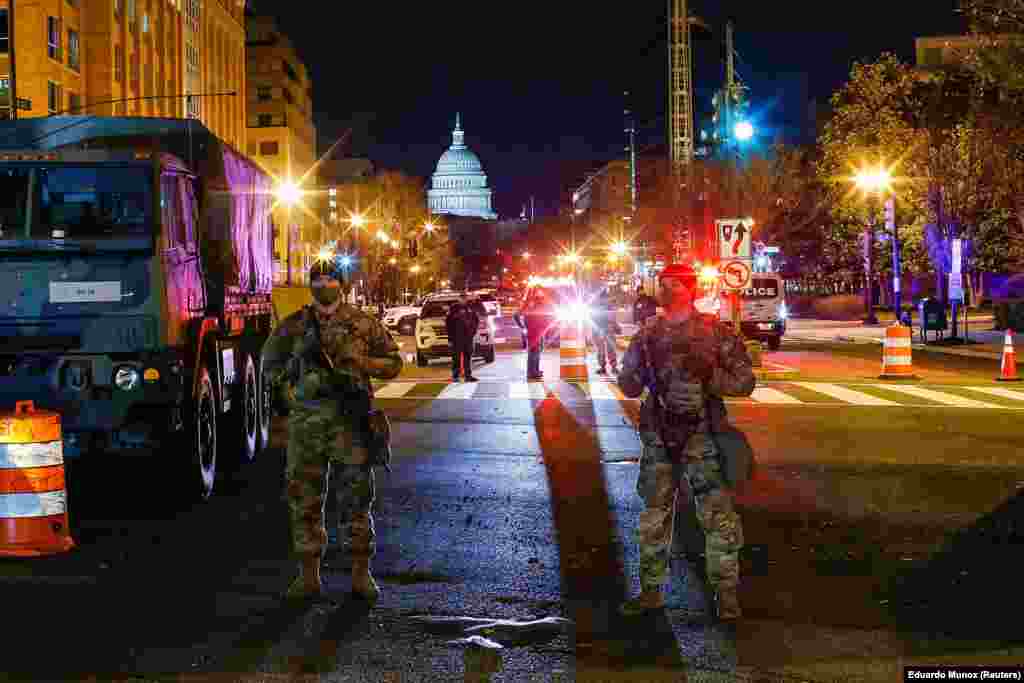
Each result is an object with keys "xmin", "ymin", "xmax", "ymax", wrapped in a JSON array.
[
  {"xmin": 778, "ymin": 303, "xmax": 789, "ymax": 319},
  {"xmin": 114, "ymin": 365, "xmax": 140, "ymax": 391},
  {"xmin": 556, "ymin": 303, "xmax": 590, "ymax": 322}
]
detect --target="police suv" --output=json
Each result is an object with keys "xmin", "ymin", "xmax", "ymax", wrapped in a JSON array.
[{"xmin": 718, "ymin": 273, "xmax": 788, "ymax": 350}]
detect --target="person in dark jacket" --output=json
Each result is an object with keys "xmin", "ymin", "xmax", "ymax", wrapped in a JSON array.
[
  {"xmin": 522, "ymin": 288, "xmax": 554, "ymax": 380},
  {"xmin": 633, "ymin": 285, "xmax": 658, "ymax": 326},
  {"xmin": 446, "ymin": 295, "xmax": 479, "ymax": 382},
  {"xmin": 591, "ymin": 288, "xmax": 621, "ymax": 375}
]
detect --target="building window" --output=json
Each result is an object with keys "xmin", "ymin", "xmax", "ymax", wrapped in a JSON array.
[
  {"xmin": 114, "ymin": 0, "xmax": 122, "ymax": 18},
  {"xmin": 923, "ymin": 47, "xmax": 943, "ymax": 68},
  {"xmin": 282, "ymin": 59, "xmax": 298, "ymax": 82},
  {"xmin": 257, "ymin": 86, "xmax": 272, "ymax": 101},
  {"xmin": 48, "ymin": 17, "xmax": 62, "ymax": 61},
  {"xmin": 259, "ymin": 141, "xmax": 279, "ymax": 156},
  {"xmin": 114, "ymin": 45, "xmax": 123, "ymax": 82},
  {"xmin": 68, "ymin": 30, "xmax": 80, "ymax": 71},
  {"xmin": 0, "ymin": 10, "xmax": 8, "ymax": 53},
  {"xmin": 328, "ymin": 188, "xmax": 336, "ymax": 197},
  {"xmin": 329, "ymin": 199, "xmax": 336, "ymax": 208},
  {"xmin": 258, "ymin": 113, "xmax": 273, "ymax": 127},
  {"xmin": 142, "ymin": 13, "xmax": 149, "ymax": 33},
  {"xmin": 68, "ymin": 91, "xmax": 82, "ymax": 114},
  {"xmin": 127, "ymin": 0, "xmax": 136, "ymax": 31},
  {"xmin": 48, "ymin": 81, "xmax": 63, "ymax": 114}
]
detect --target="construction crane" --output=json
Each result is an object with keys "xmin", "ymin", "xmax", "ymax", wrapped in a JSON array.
[{"xmin": 668, "ymin": 0, "xmax": 695, "ymax": 170}]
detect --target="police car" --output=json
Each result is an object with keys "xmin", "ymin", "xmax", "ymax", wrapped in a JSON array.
[
  {"xmin": 718, "ymin": 272, "xmax": 787, "ymax": 350},
  {"xmin": 414, "ymin": 293, "xmax": 497, "ymax": 366}
]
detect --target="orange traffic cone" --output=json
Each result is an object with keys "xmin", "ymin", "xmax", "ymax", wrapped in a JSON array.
[
  {"xmin": 996, "ymin": 329, "xmax": 1021, "ymax": 382},
  {"xmin": 559, "ymin": 319, "xmax": 588, "ymax": 382},
  {"xmin": 879, "ymin": 324, "xmax": 918, "ymax": 380}
]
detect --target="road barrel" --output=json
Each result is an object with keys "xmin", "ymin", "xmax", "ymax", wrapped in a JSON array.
[
  {"xmin": 559, "ymin": 320, "xmax": 588, "ymax": 381},
  {"xmin": 879, "ymin": 324, "xmax": 918, "ymax": 380},
  {"xmin": 0, "ymin": 401, "xmax": 75, "ymax": 556}
]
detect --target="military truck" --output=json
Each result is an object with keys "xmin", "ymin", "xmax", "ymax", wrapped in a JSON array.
[{"xmin": 0, "ymin": 117, "xmax": 276, "ymax": 500}]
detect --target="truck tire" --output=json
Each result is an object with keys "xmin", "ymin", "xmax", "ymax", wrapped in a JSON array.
[
  {"xmin": 239, "ymin": 354, "xmax": 259, "ymax": 463},
  {"xmin": 189, "ymin": 366, "xmax": 218, "ymax": 500},
  {"xmin": 256, "ymin": 354, "xmax": 272, "ymax": 453}
]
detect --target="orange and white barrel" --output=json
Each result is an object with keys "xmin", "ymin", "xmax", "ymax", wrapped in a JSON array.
[
  {"xmin": 879, "ymin": 324, "xmax": 917, "ymax": 380},
  {"xmin": 0, "ymin": 401, "xmax": 75, "ymax": 557},
  {"xmin": 559, "ymin": 320, "xmax": 588, "ymax": 381}
]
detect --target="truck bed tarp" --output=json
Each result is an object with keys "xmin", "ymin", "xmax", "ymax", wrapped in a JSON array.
[{"xmin": 0, "ymin": 117, "xmax": 274, "ymax": 295}]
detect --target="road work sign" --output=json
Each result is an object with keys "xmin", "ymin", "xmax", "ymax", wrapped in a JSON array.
[{"xmin": 721, "ymin": 259, "xmax": 753, "ymax": 291}]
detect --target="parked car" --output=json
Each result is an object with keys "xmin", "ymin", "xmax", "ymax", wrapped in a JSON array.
[
  {"xmin": 383, "ymin": 299, "xmax": 425, "ymax": 336},
  {"xmin": 415, "ymin": 294, "xmax": 496, "ymax": 366},
  {"xmin": 470, "ymin": 289, "xmax": 501, "ymax": 318}
]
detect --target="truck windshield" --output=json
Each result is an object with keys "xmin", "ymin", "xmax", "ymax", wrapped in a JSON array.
[{"xmin": 0, "ymin": 165, "xmax": 152, "ymax": 242}]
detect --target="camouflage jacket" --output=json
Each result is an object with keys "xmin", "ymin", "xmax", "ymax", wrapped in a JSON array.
[
  {"xmin": 262, "ymin": 302, "xmax": 403, "ymax": 412},
  {"xmin": 618, "ymin": 313, "xmax": 756, "ymax": 446}
]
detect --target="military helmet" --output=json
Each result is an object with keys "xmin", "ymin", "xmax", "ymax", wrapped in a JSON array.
[{"xmin": 309, "ymin": 258, "xmax": 343, "ymax": 283}]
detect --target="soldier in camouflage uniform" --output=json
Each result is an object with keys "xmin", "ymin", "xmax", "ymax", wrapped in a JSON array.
[
  {"xmin": 617, "ymin": 263, "xmax": 755, "ymax": 621},
  {"xmin": 262, "ymin": 259, "xmax": 403, "ymax": 602}
]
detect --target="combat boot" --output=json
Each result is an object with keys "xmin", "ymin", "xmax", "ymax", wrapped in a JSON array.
[
  {"xmin": 618, "ymin": 589, "xmax": 665, "ymax": 617},
  {"xmin": 351, "ymin": 557, "xmax": 380, "ymax": 603},
  {"xmin": 714, "ymin": 587, "xmax": 742, "ymax": 621},
  {"xmin": 286, "ymin": 556, "xmax": 324, "ymax": 601}
]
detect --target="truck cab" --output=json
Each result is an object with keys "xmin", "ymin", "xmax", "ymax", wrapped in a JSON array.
[{"xmin": 718, "ymin": 272, "xmax": 787, "ymax": 350}]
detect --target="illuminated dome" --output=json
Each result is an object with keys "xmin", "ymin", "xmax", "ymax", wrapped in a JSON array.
[{"xmin": 428, "ymin": 113, "xmax": 497, "ymax": 219}]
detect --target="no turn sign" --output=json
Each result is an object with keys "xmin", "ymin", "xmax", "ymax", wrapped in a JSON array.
[{"xmin": 721, "ymin": 259, "xmax": 752, "ymax": 291}]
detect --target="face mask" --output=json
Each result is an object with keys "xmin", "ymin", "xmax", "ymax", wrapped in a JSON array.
[{"xmin": 312, "ymin": 286, "xmax": 340, "ymax": 306}]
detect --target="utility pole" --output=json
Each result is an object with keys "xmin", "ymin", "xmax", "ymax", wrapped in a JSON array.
[
  {"xmin": 8, "ymin": 0, "xmax": 17, "ymax": 120},
  {"xmin": 725, "ymin": 21, "xmax": 735, "ymax": 157}
]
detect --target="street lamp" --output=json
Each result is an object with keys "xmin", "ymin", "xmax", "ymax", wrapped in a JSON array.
[
  {"xmin": 853, "ymin": 164, "xmax": 895, "ymax": 326},
  {"xmin": 734, "ymin": 120, "xmax": 754, "ymax": 142},
  {"xmin": 274, "ymin": 179, "xmax": 306, "ymax": 285},
  {"xmin": 424, "ymin": 221, "xmax": 436, "ymax": 234}
]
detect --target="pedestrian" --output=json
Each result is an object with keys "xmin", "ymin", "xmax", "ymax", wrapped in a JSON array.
[
  {"xmin": 591, "ymin": 288, "xmax": 621, "ymax": 376},
  {"xmin": 633, "ymin": 285, "xmax": 658, "ymax": 327},
  {"xmin": 617, "ymin": 262, "xmax": 756, "ymax": 621},
  {"xmin": 446, "ymin": 294, "xmax": 479, "ymax": 382},
  {"xmin": 261, "ymin": 258, "xmax": 403, "ymax": 603},
  {"xmin": 523, "ymin": 289, "xmax": 553, "ymax": 380}
]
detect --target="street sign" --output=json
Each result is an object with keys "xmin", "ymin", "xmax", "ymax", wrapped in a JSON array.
[
  {"xmin": 716, "ymin": 219, "xmax": 753, "ymax": 260},
  {"xmin": 762, "ymin": 246, "xmax": 780, "ymax": 254},
  {"xmin": 949, "ymin": 272, "xmax": 964, "ymax": 302},
  {"xmin": 721, "ymin": 259, "xmax": 752, "ymax": 291}
]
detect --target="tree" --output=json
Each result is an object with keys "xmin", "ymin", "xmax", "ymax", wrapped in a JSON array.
[
  {"xmin": 959, "ymin": 0, "xmax": 1024, "ymax": 99},
  {"xmin": 818, "ymin": 54, "xmax": 933, "ymax": 291}
]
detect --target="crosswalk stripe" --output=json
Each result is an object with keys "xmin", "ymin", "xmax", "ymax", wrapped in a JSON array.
[
  {"xmin": 587, "ymin": 381, "xmax": 624, "ymax": 400},
  {"xmin": 750, "ymin": 387, "xmax": 803, "ymax": 404},
  {"xmin": 373, "ymin": 383, "xmax": 415, "ymax": 399},
  {"xmin": 962, "ymin": 386, "xmax": 1024, "ymax": 402},
  {"xmin": 438, "ymin": 382, "xmax": 478, "ymax": 399},
  {"xmin": 793, "ymin": 382, "xmax": 899, "ymax": 406},
  {"xmin": 868, "ymin": 384, "xmax": 1001, "ymax": 408},
  {"xmin": 509, "ymin": 382, "xmax": 548, "ymax": 399}
]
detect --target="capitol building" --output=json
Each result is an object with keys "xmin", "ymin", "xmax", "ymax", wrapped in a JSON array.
[{"xmin": 427, "ymin": 113, "xmax": 497, "ymax": 220}]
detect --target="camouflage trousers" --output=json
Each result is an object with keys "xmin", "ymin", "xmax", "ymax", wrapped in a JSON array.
[
  {"xmin": 635, "ymin": 428, "xmax": 743, "ymax": 593},
  {"xmin": 286, "ymin": 404, "xmax": 376, "ymax": 561}
]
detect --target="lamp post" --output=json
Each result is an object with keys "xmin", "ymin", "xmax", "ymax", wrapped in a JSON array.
[
  {"xmin": 274, "ymin": 180, "xmax": 304, "ymax": 285},
  {"xmin": 852, "ymin": 164, "xmax": 894, "ymax": 326}
]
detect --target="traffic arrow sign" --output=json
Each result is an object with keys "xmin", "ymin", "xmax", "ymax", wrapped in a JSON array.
[{"xmin": 721, "ymin": 259, "xmax": 752, "ymax": 291}]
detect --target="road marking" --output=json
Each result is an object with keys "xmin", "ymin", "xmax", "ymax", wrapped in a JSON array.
[
  {"xmin": 373, "ymin": 383, "xmax": 416, "ymax": 399},
  {"xmin": 962, "ymin": 386, "xmax": 1024, "ymax": 402},
  {"xmin": 587, "ymin": 381, "xmax": 624, "ymax": 400},
  {"xmin": 868, "ymin": 384, "xmax": 1001, "ymax": 409},
  {"xmin": 438, "ymin": 382, "xmax": 478, "ymax": 399},
  {"xmin": 792, "ymin": 382, "xmax": 899, "ymax": 406},
  {"xmin": 509, "ymin": 382, "xmax": 548, "ymax": 399},
  {"xmin": 750, "ymin": 387, "xmax": 803, "ymax": 404}
]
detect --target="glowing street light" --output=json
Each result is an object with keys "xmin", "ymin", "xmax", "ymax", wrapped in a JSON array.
[
  {"xmin": 409, "ymin": 264, "xmax": 421, "ymax": 274},
  {"xmin": 853, "ymin": 166, "xmax": 893, "ymax": 196},
  {"xmin": 424, "ymin": 221, "xmax": 436, "ymax": 234},
  {"xmin": 850, "ymin": 161, "xmax": 897, "ymax": 325},
  {"xmin": 275, "ymin": 180, "xmax": 302, "ymax": 206},
  {"xmin": 522, "ymin": 251, "xmax": 531, "ymax": 260},
  {"xmin": 389, "ymin": 257, "xmax": 397, "ymax": 265},
  {"xmin": 348, "ymin": 212, "xmax": 366, "ymax": 229},
  {"xmin": 377, "ymin": 230, "xmax": 390, "ymax": 243},
  {"xmin": 734, "ymin": 120, "xmax": 754, "ymax": 142}
]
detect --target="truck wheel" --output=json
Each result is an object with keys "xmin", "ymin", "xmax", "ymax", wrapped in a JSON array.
[
  {"xmin": 484, "ymin": 346, "xmax": 495, "ymax": 363},
  {"xmin": 417, "ymin": 351, "xmax": 428, "ymax": 367},
  {"xmin": 767, "ymin": 336, "xmax": 782, "ymax": 351},
  {"xmin": 256, "ymin": 355, "xmax": 272, "ymax": 453},
  {"xmin": 189, "ymin": 366, "xmax": 218, "ymax": 500},
  {"xmin": 239, "ymin": 355, "xmax": 259, "ymax": 463}
]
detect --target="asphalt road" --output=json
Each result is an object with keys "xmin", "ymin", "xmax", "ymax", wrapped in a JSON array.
[{"xmin": 3, "ymin": 340, "xmax": 1024, "ymax": 681}]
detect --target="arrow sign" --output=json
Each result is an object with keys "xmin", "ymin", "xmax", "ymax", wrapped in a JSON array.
[
  {"xmin": 721, "ymin": 259, "xmax": 752, "ymax": 291},
  {"xmin": 716, "ymin": 219, "xmax": 753, "ymax": 260}
]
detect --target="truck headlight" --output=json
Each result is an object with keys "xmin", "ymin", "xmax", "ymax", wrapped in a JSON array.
[
  {"xmin": 114, "ymin": 366, "xmax": 140, "ymax": 391},
  {"xmin": 778, "ymin": 303, "xmax": 789, "ymax": 320}
]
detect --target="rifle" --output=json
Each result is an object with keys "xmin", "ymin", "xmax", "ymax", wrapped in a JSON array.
[{"xmin": 639, "ymin": 320, "xmax": 702, "ymax": 453}]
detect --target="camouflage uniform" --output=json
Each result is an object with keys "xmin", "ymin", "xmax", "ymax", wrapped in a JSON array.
[
  {"xmin": 262, "ymin": 303, "xmax": 402, "ymax": 564},
  {"xmin": 618, "ymin": 313, "xmax": 755, "ymax": 616}
]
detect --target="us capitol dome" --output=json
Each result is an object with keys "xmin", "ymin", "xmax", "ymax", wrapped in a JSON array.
[{"xmin": 427, "ymin": 113, "xmax": 497, "ymax": 220}]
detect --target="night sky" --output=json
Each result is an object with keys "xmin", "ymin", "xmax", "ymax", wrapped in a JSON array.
[{"xmin": 250, "ymin": 0, "xmax": 964, "ymax": 219}]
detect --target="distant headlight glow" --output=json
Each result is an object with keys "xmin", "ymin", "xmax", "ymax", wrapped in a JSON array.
[
  {"xmin": 779, "ymin": 303, "xmax": 789, "ymax": 319},
  {"xmin": 556, "ymin": 303, "xmax": 591, "ymax": 323}
]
